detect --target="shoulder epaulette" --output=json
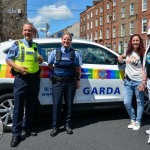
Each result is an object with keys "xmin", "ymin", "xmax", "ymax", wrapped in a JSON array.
[{"xmin": 14, "ymin": 41, "xmax": 19, "ymax": 45}]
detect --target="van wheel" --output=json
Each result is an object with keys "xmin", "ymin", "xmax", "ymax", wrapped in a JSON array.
[
  {"xmin": 144, "ymin": 89, "xmax": 150, "ymax": 115},
  {"xmin": 0, "ymin": 93, "xmax": 14, "ymax": 132}
]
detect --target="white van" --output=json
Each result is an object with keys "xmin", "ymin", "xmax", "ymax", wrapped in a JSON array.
[{"xmin": 0, "ymin": 38, "xmax": 149, "ymax": 130}]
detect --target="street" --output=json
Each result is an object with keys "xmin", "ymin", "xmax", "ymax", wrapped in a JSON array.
[{"xmin": 0, "ymin": 108, "xmax": 150, "ymax": 150}]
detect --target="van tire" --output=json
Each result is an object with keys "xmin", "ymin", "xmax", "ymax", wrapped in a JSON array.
[{"xmin": 0, "ymin": 93, "xmax": 14, "ymax": 132}]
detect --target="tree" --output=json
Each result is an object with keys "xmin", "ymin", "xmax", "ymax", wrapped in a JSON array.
[{"xmin": 0, "ymin": 0, "xmax": 27, "ymax": 42}]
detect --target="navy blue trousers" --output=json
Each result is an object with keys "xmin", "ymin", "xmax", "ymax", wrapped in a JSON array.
[
  {"xmin": 12, "ymin": 75, "xmax": 40, "ymax": 137},
  {"xmin": 52, "ymin": 80, "xmax": 76, "ymax": 129}
]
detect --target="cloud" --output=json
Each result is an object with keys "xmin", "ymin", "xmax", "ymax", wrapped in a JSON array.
[{"xmin": 28, "ymin": 4, "xmax": 73, "ymax": 29}]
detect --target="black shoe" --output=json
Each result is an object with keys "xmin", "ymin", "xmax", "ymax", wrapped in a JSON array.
[
  {"xmin": 23, "ymin": 129, "xmax": 37, "ymax": 136},
  {"xmin": 10, "ymin": 136, "xmax": 21, "ymax": 147},
  {"xmin": 66, "ymin": 127, "xmax": 73, "ymax": 134},
  {"xmin": 50, "ymin": 128, "xmax": 58, "ymax": 137}
]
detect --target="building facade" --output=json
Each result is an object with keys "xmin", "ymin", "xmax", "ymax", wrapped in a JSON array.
[
  {"xmin": 80, "ymin": 0, "xmax": 150, "ymax": 54},
  {"xmin": 50, "ymin": 22, "xmax": 80, "ymax": 38}
]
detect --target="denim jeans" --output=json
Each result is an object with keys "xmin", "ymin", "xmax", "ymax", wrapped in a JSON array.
[{"xmin": 124, "ymin": 79, "xmax": 144, "ymax": 123}]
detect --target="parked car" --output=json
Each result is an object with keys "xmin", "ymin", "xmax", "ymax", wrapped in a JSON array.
[{"xmin": 0, "ymin": 38, "xmax": 149, "ymax": 130}]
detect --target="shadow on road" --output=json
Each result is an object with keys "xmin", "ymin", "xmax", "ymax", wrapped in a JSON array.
[{"xmin": 34, "ymin": 108, "xmax": 130, "ymax": 133}]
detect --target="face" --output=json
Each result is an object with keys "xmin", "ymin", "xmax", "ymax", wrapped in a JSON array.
[
  {"xmin": 132, "ymin": 36, "xmax": 140, "ymax": 50},
  {"xmin": 61, "ymin": 34, "xmax": 72, "ymax": 48},
  {"xmin": 22, "ymin": 24, "xmax": 34, "ymax": 41}
]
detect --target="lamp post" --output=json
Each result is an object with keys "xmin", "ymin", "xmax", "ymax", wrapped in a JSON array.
[
  {"xmin": 109, "ymin": 15, "xmax": 113, "ymax": 49},
  {"xmin": 108, "ymin": 0, "xmax": 113, "ymax": 50}
]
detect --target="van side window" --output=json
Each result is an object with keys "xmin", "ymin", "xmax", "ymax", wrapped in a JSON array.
[
  {"xmin": 72, "ymin": 44, "xmax": 117, "ymax": 65},
  {"xmin": 38, "ymin": 43, "xmax": 117, "ymax": 65}
]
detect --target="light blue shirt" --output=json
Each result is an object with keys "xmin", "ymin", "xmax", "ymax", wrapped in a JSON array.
[{"xmin": 48, "ymin": 46, "xmax": 82, "ymax": 67}]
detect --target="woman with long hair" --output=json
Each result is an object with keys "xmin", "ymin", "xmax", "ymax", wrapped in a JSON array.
[{"xmin": 118, "ymin": 34, "xmax": 146, "ymax": 130}]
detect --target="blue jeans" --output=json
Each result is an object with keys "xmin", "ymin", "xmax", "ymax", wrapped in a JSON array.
[{"xmin": 124, "ymin": 79, "xmax": 144, "ymax": 123}]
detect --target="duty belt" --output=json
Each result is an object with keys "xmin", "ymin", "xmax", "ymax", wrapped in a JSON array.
[
  {"xmin": 11, "ymin": 68, "xmax": 40, "ymax": 78},
  {"xmin": 52, "ymin": 76, "xmax": 75, "ymax": 83},
  {"xmin": 15, "ymin": 71, "xmax": 40, "ymax": 78}
]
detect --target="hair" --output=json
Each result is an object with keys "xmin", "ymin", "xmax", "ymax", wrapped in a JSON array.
[
  {"xmin": 61, "ymin": 31, "xmax": 72, "ymax": 40},
  {"xmin": 23, "ymin": 22, "xmax": 35, "ymax": 30},
  {"xmin": 126, "ymin": 34, "xmax": 145, "ymax": 56}
]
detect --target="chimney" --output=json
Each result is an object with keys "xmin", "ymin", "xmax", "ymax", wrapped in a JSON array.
[{"xmin": 93, "ymin": 0, "xmax": 101, "ymax": 5}]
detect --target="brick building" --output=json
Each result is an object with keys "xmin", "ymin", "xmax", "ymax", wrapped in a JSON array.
[{"xmin": 80, "ymin": 0, "xmax": 150, "ymax": 54}]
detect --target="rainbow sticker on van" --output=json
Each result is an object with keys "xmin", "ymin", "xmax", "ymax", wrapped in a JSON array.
[{"xmin": 0, "ymin": 64, "xmax": 124, "ymax": 79}]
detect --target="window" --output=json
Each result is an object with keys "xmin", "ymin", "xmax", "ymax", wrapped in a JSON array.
[
  {"xmin": 95, "ymin": 18, "xmax": 98, "ymax": 27},
  {"xmin": 75, "ymin": 44, "xmax": 117, "ymax": 65},
  {"xmin": 107, "ymin": 14, "xmax": 109, "ymax": 23},
  {"xmin": 87, "ymin": 14, "xmax": 89, "ymax": 19},
  {"xmin": 142, "ymin": 0, "xmax": 147, "ymax": 11},
  {"xmin": 130, "ymin": 22, "xmax": 134, "ymax": 35},
  {"xmin": 87, "ymin": 34, "xmax": 89, "ymax": 40},
  {"xmin": 87, "ymin": 23, "xmax": 89, "ymax": 30},
  {"xmin": 113, "ymin": 27, "xmax": 116, "ymax": 38},
  {"xmin": 107, "ymin": 3, "xmax": 110, "ymax": 10},
  {"xmin": 121, "ymin": 7, "xmax": 125, "ymax": 18},
  {"xmin": 95, "ymin": 9, "xmax": 98, "ymax": 15},
  {"xmin": 130, "ymin": 3, "xmax": 134, "ymax": 15},
  {"xmin": 113, "ymin": 11, "xmax": 116, "ymax": 21},
  {"xmin": 91, "ymin": 21, "xmax": 93, "ymax": 29},
  {"xmin": 90, "ymin": 33, "xmax": 93, "ymax": 41},
  {"xmin": 84, "ymin": 16, "xmax": 85, "ymax": 21},
  {"xmin": 113, "ymin": 0, "xmax": 116, "ymax": 6},
  {"xmin": 121, "ymin": 24, "xmax": 125, "ymax": 37},
  {"xmin": 39, "ymin": 43, "xmax": 117, "ymax": 65},
  {"xmin": 100, "ymin": 16, "xmax": 103, "ymax": 25},
  {"xmin": 122, "ymin": 0, "xmax": 125, "ymax": 2},
  {"xmin": 91, "ymin": 12, "xmax": 93, "ymax": 17},
  {"xmin": 95, "ymin": 31, "xmax": 98, "ymax": 40},
  {"xmin": 142, "ymin": 18, "xmax": 147, "ymax": 33},
  {"xmin": 84, "ymin": 24, "xmax": 85, "ymax": 31},
  {"xmin": 106, "ymin": 28, "xmax": 109, "ymax": 39},
  {"xmin": 99, "ymin": 30, "xmax": 103, "ymax": 39},
  {"xmin": 100, "ymin": 6, "xmax": 103, "ymax": 13},
  {"xmin": 113, "ymin": 43, "xmax": 116, "ymax": 52}
]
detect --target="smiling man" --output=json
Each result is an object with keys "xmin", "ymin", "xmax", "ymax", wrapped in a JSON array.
[{"xmin": 6, "ymin": 22, "xmax": 43, "ymax": 147}]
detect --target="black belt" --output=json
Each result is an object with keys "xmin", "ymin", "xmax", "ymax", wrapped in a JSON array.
[
  {"xmin": 15, "ymin": 71, "xmax": 40, "ymax": 78},
  {"xmin": 51, "ymin": 76, "xmax": 75, "ymax": 83}
]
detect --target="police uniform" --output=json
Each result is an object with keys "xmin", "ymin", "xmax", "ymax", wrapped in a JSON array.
[
  {"xmin": 6, "ymin": 38, "xmax": 42, "ymax": 138},
  {"xmin": 48, "ymin": 46, "xmax": 82, "ymax": 132}
]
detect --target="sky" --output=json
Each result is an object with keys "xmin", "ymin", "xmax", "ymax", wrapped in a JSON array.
[{"xmin": 27, "ymin": 0, "xmax": 93, "ymax": 37}]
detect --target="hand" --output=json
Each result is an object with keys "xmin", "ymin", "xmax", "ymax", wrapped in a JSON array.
[
  {"xmin": 118, "ymin": 55, "xmax": 125, "ymax": 63},
  {"xmin": 17, "ymin": 66, "xmax": 28, "ymax": 75},
  {"xmin": 76, "ymin": 80, "xmax": 80, "ymax": 89},
  {"xmin": 138, "ymin": 84, "xmax": 145, "ymax": 91}
]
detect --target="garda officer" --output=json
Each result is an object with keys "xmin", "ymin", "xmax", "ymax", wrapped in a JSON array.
[
  {"xmin": 48, "ymin": 31, "xmax": 82, "ymax": 137},
  {"xmin": 6, "ymin": 22, "xmax": 43, "ymax": 147}
]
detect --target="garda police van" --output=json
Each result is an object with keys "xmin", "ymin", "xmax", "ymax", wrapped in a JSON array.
[{"xmin": 0, "ymin": 38, "xmax": 149, "ymax": 130}]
